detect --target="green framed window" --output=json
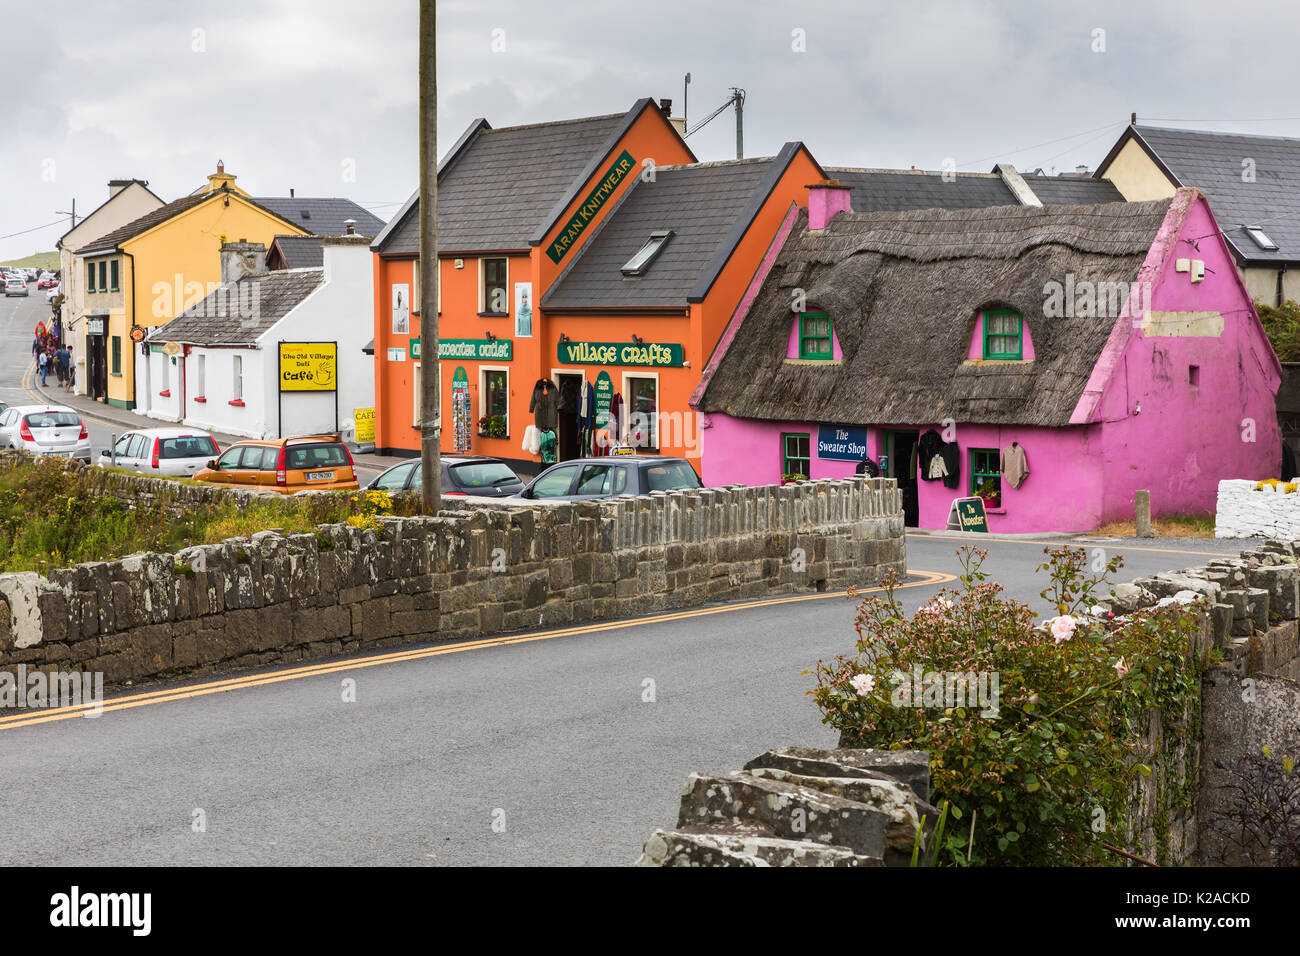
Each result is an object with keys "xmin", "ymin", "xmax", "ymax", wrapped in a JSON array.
[
  {"xmin": 782, "ymin": 432, "xmax": 810, "ymax": 479},
  {"xmin": 86, "ymin": 261, "xmax": 96, "ymax": 292},
  {"xmin": 98, "ymin": 261, "xmax": 107, "ymax": 293},
  {"xmin": 970, "ymin": 448, "xmax": 1001, "ymax": 507},
  {"xmin": 798, "ymin": 312, "xmax": 833, "ymax": 360},
  {"xmin": 111, "ymin": 336, "xmax": 121, "ymax": 376},
  {"xmin": 110, "ymin": 259, "xmax": 119, "ymax": 292},
  {"xmin": 982, "ymin": 309, "xmax": 1022, "ymax": 360}
]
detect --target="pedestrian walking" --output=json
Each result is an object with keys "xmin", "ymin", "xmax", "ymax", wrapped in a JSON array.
[
  {"xmin": 38, "ymin": 350, "xmax": 49, "ymax": 386},
  {"xmin": 66, "ymin": 346, "xmax": 76, "ymax": 391}
]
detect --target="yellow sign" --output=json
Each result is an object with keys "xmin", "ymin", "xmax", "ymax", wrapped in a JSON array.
[
  {"xmin": 354, "ymin": 407, "xmax": 375, "ymax": 444},
  {"xmin": 279, "ymin": 342, "xmax": 337, "ymax": 392},
  {"xmin": 163, "ymin": 341, "xmax": 182, "ymax": 356}
]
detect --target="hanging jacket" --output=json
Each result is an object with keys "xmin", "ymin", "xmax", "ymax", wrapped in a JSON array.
[
  {"xmin": 557, "ymin": 376, "xmax": 580, "ymax": 414},
  {"xmin": 939, "ymin": 442, "xmax": 961, "ymax": 489},
  {"xmin": 1001, "ymin": 442, "xmax": 1029, "ymax": 490},
  {"xmin": 522, "ymin": 425, "xmax": 541, "ymax": 456},
  {"xmin": 917, "ymin": 429, "xmax": 945, "ymax": 481},
  {"xmin": 529, "ymin": 380, "xmax": 558, "ymax": 431}
]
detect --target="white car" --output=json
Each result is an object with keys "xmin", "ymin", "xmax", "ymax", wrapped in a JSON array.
[
  {"xmin": 45, "ymin": 284, "xmax": 60, "ymax": 302},
  {"xmin": 0, "ymin": 405, "xmax": 91, "ymax": 463},
  {"xmin": 4, "ymin": 277, "xmax": 27, "ymax": 297},
  {"xmin": 99, "ymin": 428, "xmax": 221, "ymax": 477}
]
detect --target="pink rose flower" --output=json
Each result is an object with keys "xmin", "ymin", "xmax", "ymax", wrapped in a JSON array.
[
  {"xmin": 1114, "ymin": 657, "xmax": 1130, "ymax": 678},
  {"xmin": 850, "ymin": 674, "xmax": 875, "ymax": 696},
  {"xmin": 1050, "ymin": 615, "xmax": 1078, "ymax": 644}
]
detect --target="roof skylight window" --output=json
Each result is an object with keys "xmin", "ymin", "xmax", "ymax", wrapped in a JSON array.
[
  {"xmin": 1245, "ymin": 226, "xmax": 1278, "ymax": 250},
  {"xmin": 622, "ymin": 230, "xmax": 674, "ymax": 276}
]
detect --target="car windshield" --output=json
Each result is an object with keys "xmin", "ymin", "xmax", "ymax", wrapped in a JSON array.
[
  {"xmin": 285, "ymin": 444, "xmax": 349, "ymax": 470},
  {"xmin": 24, "ymin": 412, "xmax": 79, "ymax": 428},
  {"xmin": 644, "ymin": 461, "xmax": 702, "ymax": 491},
  {"xmin": 449, "ymin": 461, "xmax": 519, "ymax": 488},
  {"xmin": 160, "ymin": 436, "xmax": 219, "ymax": 459}
]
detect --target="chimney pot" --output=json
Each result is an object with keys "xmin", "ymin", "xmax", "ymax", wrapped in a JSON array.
[
  {"xmin": 219, "ymin": 241, "xmax": 267, "ymax": 284},
  {"xmin": 344, "ymin": 219, "xmax": 356, "ymax": 235},
  {"xmin": 659, "ymin": 98, "xmax": 672, "ymax": 115},
  {"xmin": 290, "ymin": 187, "xmax": 295, "ymax": 198}
]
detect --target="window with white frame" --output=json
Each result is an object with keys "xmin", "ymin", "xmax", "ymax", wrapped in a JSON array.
[
  {"xmin": 480, "ymin": 366, "xmax": 509, "ymax": 437},
  {"xmin": 160, "ymin": 352, "xmax": 170, "ymax": 394},
  {"xmin": 412, "ymin": 361, "xmax": 422, "ymax": 426},
  {"xmin": 196, "ymin": 354, "xmax": 206, "ymax": 397},
  {"xmin": 232, "ymin": 354, "xmax": 243, "ymax": 400},
  {"xmin": 624, "ymin": 373, "xmax": 658, "ymax": 451}
]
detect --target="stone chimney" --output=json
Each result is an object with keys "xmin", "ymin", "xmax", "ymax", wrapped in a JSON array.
[
  {"xmin": 206, "ymin": 160, "xmax": 238, "ymax": 194},
  {"xmin": 108, "ymin": 178, "xmax": 140, "ymax": 198},
  {"xmin": 807, "ymin": 179, "xmax": 853, "ymax": 232},
  {"xmin": 220, "ymin": 240, "xmax": 267, "ymax": 284}
]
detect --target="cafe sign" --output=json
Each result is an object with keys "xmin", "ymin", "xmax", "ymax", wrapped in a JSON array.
[
  {"xmin": 557, "ymin": 340, "xmax": 684, "ymax": 368},
  {"xmin": 546, "ymin": 150, "xmax": 636, "ymax": 264},
  {"xmin": 279, "ymin": 341, "xmax": 338, "ymax": 392},
  {"xmin": 412, "ymin": 337, "xmax": 512, "ymax": 361}
]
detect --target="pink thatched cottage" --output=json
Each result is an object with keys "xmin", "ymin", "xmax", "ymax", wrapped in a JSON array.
[{"xmin": 691, "ymin": 185, "xmax": 1281, "ymax": 532}]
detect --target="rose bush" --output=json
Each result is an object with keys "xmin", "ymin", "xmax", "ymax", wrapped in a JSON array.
[{"xmin": 811, "ymin": 546, "xmax": 1206, "ymax": 865}]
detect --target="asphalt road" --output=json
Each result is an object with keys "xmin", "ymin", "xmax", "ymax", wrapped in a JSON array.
[
  {"xmin": 0, "ymin": 290, "xmax": 394, "ymax": 481},
  {"xmin": 0, "ymin": 532, "xmax": 1253, "ymax": 866}
]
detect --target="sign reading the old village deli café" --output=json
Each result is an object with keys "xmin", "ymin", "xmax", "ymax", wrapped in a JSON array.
[
  {"xmin": 546, "ymin": 150, "xmax": 635, "ymax": 264},
  {"xmin": 412, "ymin": 338, "xmax": 512, "ymax": 361},
  {"xmin": 279, "ymin": 342, "xmax": 338, "ymax": 391},
  {"xmin": 557, "ymin": 341, "xmax": 684, "ymax": 368}
]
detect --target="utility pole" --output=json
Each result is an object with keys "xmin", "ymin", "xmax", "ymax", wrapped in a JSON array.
[
  {"xmin": 56, "ymin": 199, "xmax": 76, "ymax": 230},
  {"xmin": 418, "ymin": 0, "xmax": 441, "ymax": 508},
  {"xmin": 732, "ymin": 88, "xmax": 744, "ymax": 160}
]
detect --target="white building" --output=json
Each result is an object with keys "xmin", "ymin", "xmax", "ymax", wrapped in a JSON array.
[{"xmin": 138, "ymin": 233, "xmax": 374, "ymax": 440}]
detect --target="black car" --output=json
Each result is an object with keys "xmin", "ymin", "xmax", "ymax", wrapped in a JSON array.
[
  {"xmin": 366, "ymin": 455, "xmax": 524, "ymax": 497},
  {"xmin": 513, "ymin": 455, "xmax": 702, "ymax": 501}
]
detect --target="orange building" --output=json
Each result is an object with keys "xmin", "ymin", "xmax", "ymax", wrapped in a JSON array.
[{"xmin": 370, "ymin": 97, "xmax": 823, "ymax": 476}]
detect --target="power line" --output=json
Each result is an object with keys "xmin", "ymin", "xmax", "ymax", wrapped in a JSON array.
[
  {"xmin": 957, "ymin": 121, "xmax": 1126, "ymax": 169},
  {"xmin": 0, "ymin": 218, "xmax": 68, "ymax": 242},
  {"xmin": 1142, "ymin": 115, "xmax": 1300, "ymax": 125}
]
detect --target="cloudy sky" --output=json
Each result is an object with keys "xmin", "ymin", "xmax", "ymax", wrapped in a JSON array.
[{"xmin": 3, "ymin": 0, "xmax": 1298, "ymax": 260}]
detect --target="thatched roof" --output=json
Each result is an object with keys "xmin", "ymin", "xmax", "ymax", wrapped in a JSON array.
[{"xmin": 697, "ymin": 197, "xmax": 1178, "ymax": 428}]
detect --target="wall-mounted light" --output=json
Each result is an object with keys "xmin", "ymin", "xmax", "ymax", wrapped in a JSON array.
[
  {"xmin": 682, "ymin": 359, "xmax": 691, "ymax": 368},
  {"xmin": 631, "ymin": 334, "xmax": 643, "ymax": 346},
  {"xmin": 1134, "ymin": 401, "xmax": 1142, "ymax": 415},
  {"xmin": 485, "ymin": 331, "xmax": 497, "ymax": 342},
  {"xmin": 559, "ymin": 333, "xmax": 570, "ymax": 344}
]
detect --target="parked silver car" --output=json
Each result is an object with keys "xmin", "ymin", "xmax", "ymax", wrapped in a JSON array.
[
  {"xmin": 4, "ymin": 277, "xmax": 28, "ymax": 297},
  {"xmin": 0, "ymin": 405, "xmax": 91, "ymax": 463},
  {"xmin": 99, "ymin": 427, "xmax": 221, "ymax": 477}
]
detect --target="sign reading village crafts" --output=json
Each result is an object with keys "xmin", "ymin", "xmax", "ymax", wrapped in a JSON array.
[
  {"xmin": 279, "ymin": 342, "xmax": 337, "ymax": 392},
  {"xmin": 557, "ymin": 340, "xmax": 683, "ymax": 368},
  {"xmin": 412, "ymin": 338, "xmax": 512, "ymax": 361},
  {"xmin": 817, "ymin": 425, "xmax": 868, "ymax": 461},
  {"xmin": 546, "ymin": 150, "xmax": 636, "ymax": 264}
]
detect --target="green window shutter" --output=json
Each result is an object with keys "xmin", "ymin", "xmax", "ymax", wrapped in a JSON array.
[
  {"xmin": 87, "ymin": 262, "xmax": 95, "ymax": 292},
  {"xmin": 111, "ymin": 336, "xmax": 121, "ymax": 375},
  {"xmin": 110, "ymin": 260, "xmax": 119, "ymax": 291}
]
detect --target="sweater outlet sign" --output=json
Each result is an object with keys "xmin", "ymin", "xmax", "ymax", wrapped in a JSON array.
[
  {"xmin": 411, "ymin": 338, "xmax": 513, "ymax": 361},
  {"xmin": 556, "ymin": 341, "xmax": 684, "ymax": 367}
]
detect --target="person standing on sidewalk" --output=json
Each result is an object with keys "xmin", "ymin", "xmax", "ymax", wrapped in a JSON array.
[
  {"xmin": 65, "ymin": 345, "xmax": 76, "ymax": 391},
  {"xmin": 38, "ymin": 350, "xmax": 49, "ymax": 386}
]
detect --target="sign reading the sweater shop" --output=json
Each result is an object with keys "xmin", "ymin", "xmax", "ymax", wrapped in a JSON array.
[
  {"xmin": 411, "ymin": 338, "xmax": 513, "ymax": 361},
  {"xmin": 557, "ymin": 341, "xmax": 684, "ymax": 368},
  {"xmin": 279, "ymin": 342, "xmax": 337, "ymax": 391},
  {"xmin": 546, "ymin": 150, "xmax": 636, "ymax": 264},
  {"xmin": 817, "ymin": 425, "xmax": 868, "ymax": 461}
]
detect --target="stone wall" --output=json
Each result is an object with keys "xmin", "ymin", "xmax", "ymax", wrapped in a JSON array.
[
  {"xmin": 0, "ymin": 477, "xmax": 905, "ymax": 688},
  {"xmin": 1215, "ymin": 478, "xmax": 1300, "ymax": 538},
  {"xmin": 636, "ymin": 747, "xmax": 934, "ymax": 866},
  {"xmin": 1091, "ymin": 539, "xmax": 1300, "ymax": 865}
]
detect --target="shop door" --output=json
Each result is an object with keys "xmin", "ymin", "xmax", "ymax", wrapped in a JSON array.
[
  {"xmin": 88, "ymin": 336, "xmax": 108, "ymax": 401},
  {"xmin": 885, "ymin": 429, "xmax": 920, "ymax": 527},
  {"xmin": 552, "ymin": 371, "xmax": 585, "ymax": 461}
]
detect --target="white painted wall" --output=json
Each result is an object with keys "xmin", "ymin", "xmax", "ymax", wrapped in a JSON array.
[{"xmin": 1216, "ymin": 479, "xmax": 1300, "ymax": 538}]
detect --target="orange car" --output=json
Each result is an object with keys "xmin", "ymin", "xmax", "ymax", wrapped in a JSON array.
[{"xmin": 194, "ymin": 435, "xmax": 359, "ymax": 493}]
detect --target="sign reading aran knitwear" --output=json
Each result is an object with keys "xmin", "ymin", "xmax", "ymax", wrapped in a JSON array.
[
  {"xmin": 546, "ymin": 150, "xmax": 636, "ymax": 264},
  {"xmin": 557, "ymin": 340, "xmax": 684, "ymax": 368},
  {"xmin": 411, "ymin": 338, "xmax": 513, "ymax": 361}
]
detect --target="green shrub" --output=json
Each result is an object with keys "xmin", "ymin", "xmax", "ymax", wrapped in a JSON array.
[
  {"xmin": 811, "ymin": 546, "xmax": 1206, "ymax": 865},
  {"xmin": 1256, "ymin": 300, "xmax": 1300, "ymax": 362}
]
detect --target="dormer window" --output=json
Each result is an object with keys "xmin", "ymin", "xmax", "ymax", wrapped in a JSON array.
[
  {"xmin": 1245, "ymin": 226, "xmax": 1278, "ymax": 251},
  {"xmin": 982, "ymin": 309, "xmax": 1023, "ymax": 360},
  {"xmin": 622, "ymin": 230, "xmax": 674, "ymax": 276},
  {"xmin": 798, "ymin": 312, "xmax": 833, "ymax": 359}
]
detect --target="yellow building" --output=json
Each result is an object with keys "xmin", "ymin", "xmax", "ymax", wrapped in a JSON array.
[{"xmin": 74, "ymin": 164, "xmax": 307, "ymax": 408}]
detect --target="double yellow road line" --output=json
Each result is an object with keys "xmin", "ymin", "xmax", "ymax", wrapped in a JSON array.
[{"xmin": 0, "ymin": 569, "xmax": 954, "ymax": 732}]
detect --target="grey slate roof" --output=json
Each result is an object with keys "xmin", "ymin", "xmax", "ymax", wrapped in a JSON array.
[
  {"xmin": 698, "ymin": 196, "xmax": 1179, "ymax": 429},
  {"xmin": 825, "ymin": 167, "xmax": 1123, "ymax": 213},
  {"xmin": 252, "ymin": 197, "xmax": 384, "ymax": 236},
  {"xmin": 269, "ymin": 235, "xmax": 325, "ymax": 269},
  {"xmin": 541, "ymin": 156, "xmax": 779, "ymax": 309},
  {"xmin": 149, "ymin": 268, "xmax": 324, "ymax": 347},
  {"xmin": 378, "ymin": 111, "xmax": 632, "ymax": 254},
  {"xmin": 77, "ymin": 193, "xmax": 215, "ymax": 253},
  {"xmin": 1105, "ymin": 124, "xmax": 1300, "ymax": 264}
]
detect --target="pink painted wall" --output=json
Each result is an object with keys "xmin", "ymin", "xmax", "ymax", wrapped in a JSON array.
[
  {"xmin": 967, "ymin": 311, "xmax": 1036, "ymax": 360},
  {"xmin": 1093, "ymin": 194, "xmax": 1281, "ymax": 521},
  {"xmin": 699, "ymin": 191, "xmax": 1283, "ymax": 533},
  {"xmin": 786, "ymin": 317, "xmax": 844, "ymax": 360}
]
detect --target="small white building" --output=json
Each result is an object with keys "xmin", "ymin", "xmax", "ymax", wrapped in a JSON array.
[{"xmin": 138, "ymin": 234, "xmax": 374, "ymax": 440}]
